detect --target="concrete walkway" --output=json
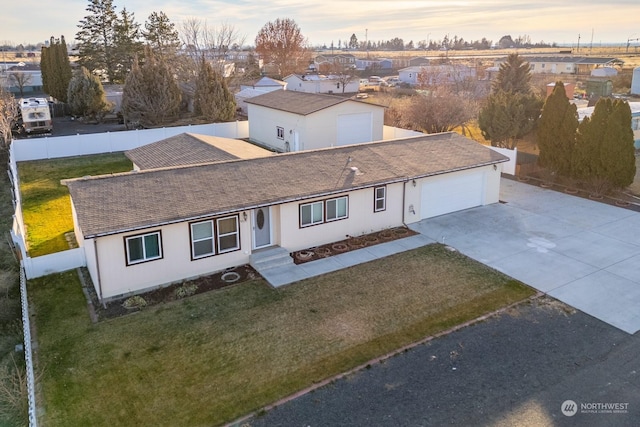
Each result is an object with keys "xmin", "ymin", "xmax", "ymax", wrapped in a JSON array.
[
  {"xmin": 411, "ymin": 178, "xmax": 640, "ymax": 334},
  {"xmin": 257, "ymin": 233, "xmax": 435, "ymax": 287}
]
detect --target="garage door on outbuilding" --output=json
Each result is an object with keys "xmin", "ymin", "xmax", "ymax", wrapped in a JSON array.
[
  {"xmin": 420, "ymin": 170, "xmax": 486, "ymax": 219},
  {"xmin": 337, "ymin": 112, "xmax": 373, "ymax": 146}
]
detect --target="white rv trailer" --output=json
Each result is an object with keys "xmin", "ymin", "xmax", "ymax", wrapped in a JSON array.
[{"xmin": 18, "ymin": 97, "xmax": 52, "ymax": 134}]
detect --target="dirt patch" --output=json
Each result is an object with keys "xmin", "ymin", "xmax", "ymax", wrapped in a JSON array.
[
  {"xmin": 82, "ymin": 265, "xmax": 259, "ymax": 321},
  {"xmin": 291, "ymin": 226, "xmax": 418, "ymax": 264}
]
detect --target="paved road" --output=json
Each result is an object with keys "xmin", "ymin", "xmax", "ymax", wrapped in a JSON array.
[{"xmin": 246, "ymin": 297, "xmax": 640, "ymax": 426}]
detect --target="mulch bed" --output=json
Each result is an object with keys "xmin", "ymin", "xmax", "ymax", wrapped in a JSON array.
[
  {"xmin": 291, "ymin": 226, "xmax": 418, "ymax": 265},
  {"xmin": 82, "ymin": 264, "xmax": 259, "ymax": 322}
]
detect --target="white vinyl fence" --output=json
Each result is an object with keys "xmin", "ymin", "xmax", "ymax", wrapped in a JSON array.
[
  {"xmin": 12, "ymin": 121, "xmax": 249, "ymax": 161},
  {"xmin": 19, "ymin": 267, "xmax": 38, "ymax": 427},
  {"xmin": 489, "ymin": 146, "xmax": 517, "ymax": 175}
]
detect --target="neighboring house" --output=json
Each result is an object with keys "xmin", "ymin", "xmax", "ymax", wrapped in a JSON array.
[
  {"xmin": 235, "ymin": 76, "xmax": 286, "ymax": 114},
  {"xmin": 239, "ymin": 76, "xmax": 286, "ymax": 92},
  {"xmin": 314, "ymin": 53, "xmax": 357, "ymax": 70},
  {"xmin": 245, "ymin": 90, "xmax": 385, "ymax": 151},
  {"xmin": 398, "ymin": 65, "xmax": 476, "ymax": 86},
  {"xmin": 0, "ymin": 66, "xmax": 44, "ymax": 94},
  {"xmin": 494, "ymin": 56, "xmax": 621, "ymax": 75},
  {"xmin": 125, "ymin": 133, "xmax": 273, "ymax": 171},
  {"xmin": 577, "ymin": 101, "xmax": 640, "ymax": 149},
  {"xmin": 408, "ymin": 57, "xmax": 430, "ymax": 67},
  {"xmin": 355, "ymin": 58, "xmax": 393, "ymax": 71},
  {"xmin": 65, "ymin": 132, "xmax": 507, "ymax": 302},
  {"xmin": 283, "ymin": 73, "xmax": 359, "ymax": 94}
]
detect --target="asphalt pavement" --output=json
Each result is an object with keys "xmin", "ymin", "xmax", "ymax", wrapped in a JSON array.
[{"xmin": 245, "ymin": 297, "xmax": 640, "ymax": 427}]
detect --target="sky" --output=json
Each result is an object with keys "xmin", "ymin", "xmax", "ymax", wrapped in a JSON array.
[{"xmin": 3, "ymin": 0, "xmax": 640, "ymax": 48}]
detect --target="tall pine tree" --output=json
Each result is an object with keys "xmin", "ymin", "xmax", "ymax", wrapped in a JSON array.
[
  {"xmin": 75, "ymin": 0, "xmax": 119, "ymax": 83},
  {"xmin": 479, "ymin": 52, "xmax": 542, "ymax": 148},
  {"xmin": 537, "ymin": 82, "xmax": 578, "ymax": 177}
]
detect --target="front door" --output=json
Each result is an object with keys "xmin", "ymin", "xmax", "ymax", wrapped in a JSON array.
[{"xmin": 253, "ymin": 207, "xmax": 271, "ymax": 249}]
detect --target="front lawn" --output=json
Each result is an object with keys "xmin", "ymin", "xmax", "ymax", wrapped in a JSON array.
[
  {"xmin": 31, "ymin": 244, "xmax": 534, "ymax": 426},
  {"xmin": 18, "ymin": 153, "xmax": 132, "ymax": 257}
]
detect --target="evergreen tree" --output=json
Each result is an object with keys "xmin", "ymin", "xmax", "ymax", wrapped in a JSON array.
[
  {"xmin": 194, "ymin": 57, "xmax": 236, "ymax": 122},
  {"xmin": 603, "ymin": 99, "xmax": 636, "ymax": 188},
  {"xmin": 67, "ymin": 66, "xmax": 113, "ymax": 121},
  {"xmin": 142, "ymin": 11, "xmax": 181, "ymax": 60},
  {"xmin": 478, "ymin": 90, "xmax": 541, "ymax": 149},
  {"xmin": 75, "ymin": 0, "xmax": 119, "ymax": 83},
  {"xmin": 111, "ymin": 8, "xmax": 143, "ymax": 83},
  {"xmin": 41, "ymin": 36, "xmax": 72, "ymax": 102},
  {"xmin": 479, "ymin": 52, "xmax": 542, "ymax": 148},
  {"xmin": 492, "ymin": 53, "xmax": 532, "ymax": 95},
  {"xmin": 537, "ymin": 81, "xmax": 578, "ymax": 176},
  {"xmin": 121, "ymin": 47, "xmax": 182, "ymax": 127}
]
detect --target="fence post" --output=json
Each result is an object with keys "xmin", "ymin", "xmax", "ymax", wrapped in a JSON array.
[{"xmin": 19, "ymin": 266, "xmax": 38, "ymax": 426}]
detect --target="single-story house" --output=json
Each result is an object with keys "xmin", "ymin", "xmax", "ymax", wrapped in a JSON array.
[
  {"xmin": 125, "ymin": 132, "xmax": 273, "ymax": 171},
  {"xmin": 65, "ymin": 132, "xmax": 507, "ymax": 302},
  {"xmin": 398, "ymin": 65, "xmax": 476, "ymax": 86},
  {"xmin": 355, "ymin": 58, "xmax": 393, "ymax": 71},
  {"xmin": 283, "ymin": 73, "xmax": 359, "ymax": 94},
  {"xmin": 245, "ymin": 90, "xmax": 385, "ymax": 152},
  {"xmin": 494, "ymin": 56, "xmax": 622, "ymax": 75}
]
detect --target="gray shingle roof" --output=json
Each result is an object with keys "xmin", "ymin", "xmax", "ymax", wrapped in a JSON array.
[
  {"xmin": 66, "ymin": 133, "xmax": 508, "ymax": 238},
  {"xmin": 244, "ymin": 90, "xmax": 379, "ymax": 115},
  {"xmin": 125, "ymin": 133, "xmax": 272, "ymax": 170}
]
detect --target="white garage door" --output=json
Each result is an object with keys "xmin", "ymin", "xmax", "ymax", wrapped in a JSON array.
[
  {"xmin": 420, "ymin": 171, "xmax": 485, "ymax": 219},
  {"xmin": 337, "ymin": 113, "xmax": 372, "ymax": 146}
]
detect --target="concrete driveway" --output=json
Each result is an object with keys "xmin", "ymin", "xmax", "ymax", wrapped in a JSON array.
[{"xmin": 410, "ymin": 178, "xmax": 640, "ymax": 334}]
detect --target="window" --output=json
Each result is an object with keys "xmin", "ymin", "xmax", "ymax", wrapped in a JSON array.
[
  {"xmin": 190, "ymin": 215, "xmax": 240, "ymax": 259},
  {"xmin": 191, "ymin": 220, "xmax": 214, "ymax": 258},
  {"xmin": 217, "ymin": 216, "xmax": 240, "ymax": 253},
  {"xmin": 300, "ymin": 201, "xmax": 323, "ymax": 227},
  {"xmin": 125, "ymin": 231, "xmax": 162, "ymax": 265},
  {"xmin": 300, "ymin": 196, "xmax": 349, "ymax": 227},
  {"xmin": 374, "ymin": 186, "xmax": 386, "ymax": 212},
  {"xmin": 277, "ymin": 126, "xmax": 284, "ymax": 139},
  {"xmin": 326, "ymin": 196, "xmax": 348, "ymax": 221}
]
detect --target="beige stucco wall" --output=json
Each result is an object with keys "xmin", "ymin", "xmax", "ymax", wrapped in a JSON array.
[
  {"xmin": 90, "ymin": 212, "xmax": 253, "ymax": 300},
  {"xmin": 248, "ymin": 101, "xmax": 384, "ymax": 152},
  {"xmin": 278, "ymin": 183, "xmax": 405, "ymax": 252}
]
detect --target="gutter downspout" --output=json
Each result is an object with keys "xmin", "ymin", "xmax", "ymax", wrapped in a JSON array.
[
  {"xmin": 402, "ymin": 179, "xmax": 408, "ymax": 226},
  {"xmin": 94, "ymin": 238, "xmax": 106, "ymax": 309}
]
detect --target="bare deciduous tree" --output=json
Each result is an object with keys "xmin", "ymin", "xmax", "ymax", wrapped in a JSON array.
[
  {"xmin": 7, "ymin": 72, "xmax": 32, "ymax": 97},
  {"xmin": 255, "ymin": 18, "xmax": 310, "ymax": 78},
  {"xmin": 0, "ymin": 86, "xmax": 18, "ymax": 150}
]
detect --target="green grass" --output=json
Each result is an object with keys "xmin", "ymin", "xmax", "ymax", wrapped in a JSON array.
[
  {"xmin": 30, "ymin": 244, "xmax": 535, "ymax": 427},
  {"xmin": 18, "ymin": 153, "xmax": 132, "ymax": 257}
]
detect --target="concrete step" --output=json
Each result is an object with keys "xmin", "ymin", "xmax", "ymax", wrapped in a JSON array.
[{"xmin": 250, "ymin": 246, "xmax": 294, "ymax": 270}]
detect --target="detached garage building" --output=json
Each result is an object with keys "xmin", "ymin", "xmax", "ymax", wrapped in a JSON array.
[{"xmin": 245, "ymin": 90, "xmax": 385, "ymax": 152}]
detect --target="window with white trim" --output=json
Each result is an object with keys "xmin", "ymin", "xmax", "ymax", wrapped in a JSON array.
[
  {"xmin": 374, "ymin": 186, "xmax": 386, "ymax": 212},
  {"xmin": 125, "ymin": 231, "xmax": 162, "ymax": 265},
  {"xmin": 277, "ymin": 126, "xmax": 284, "ymax": 139},
  {"xmin": 191, "ymin": 220, "xmax": 214, "ymax": 258},
  {"xmin": 300, "ymin": 201, "xmax": 323, "ymax": 227},
  {"xmin": 326, "ymin": 196, "xmax": 348, "ymax": 221},
  {"xmin": 217, "ymin": 216, "xmax": 240, "ymax": 253}
]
